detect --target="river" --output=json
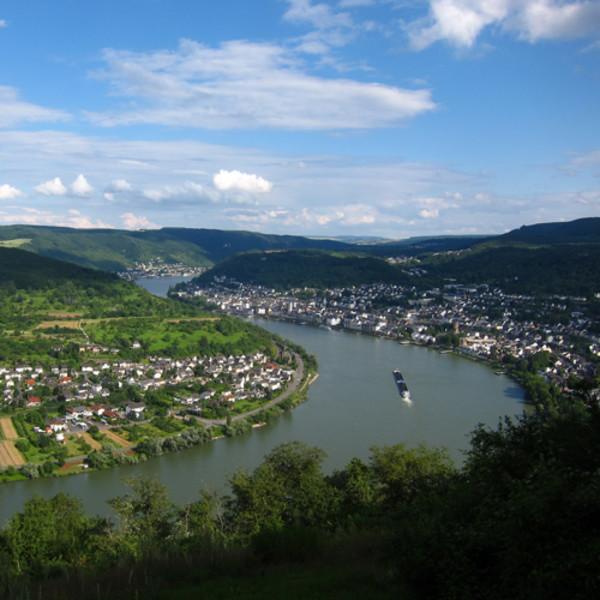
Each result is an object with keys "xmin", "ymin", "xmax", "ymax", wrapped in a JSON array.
[{"xmin": 0, "ymin": 277, "xmax": 524, "ymax": 524}]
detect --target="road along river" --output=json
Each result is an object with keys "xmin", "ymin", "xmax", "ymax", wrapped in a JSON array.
[{"xmin": 0, "ymin": 278, "xmax": 524, "ymax": 523}]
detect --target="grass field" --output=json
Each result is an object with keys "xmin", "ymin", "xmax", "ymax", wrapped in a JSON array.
[{"xmin": 0, "ymin": 238, "xmax": 30, "ymax": 248}]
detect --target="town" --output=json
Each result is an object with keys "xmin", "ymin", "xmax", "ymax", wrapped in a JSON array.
[
  {"xmin": 118, "ymin": 259, "xmax": 207, "ymax": 281},
  {"xmin": 175, "ymin": 279, "xmax": 600, "ymax": 399},
  {"xmin": 0, "ymin": 347, "xmax": 297, "ymax": 475}
]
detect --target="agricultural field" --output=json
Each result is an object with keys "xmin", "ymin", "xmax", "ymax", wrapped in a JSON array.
[
  {"xmin": 0, "ymin": 238, "xmax": 30, "ymax": 249},
  {"xmin": 0, "ymin": 441, "xmax": 25, "ymax": 467},
  {"xmin": 0, "ymin": 416, "xmax": 19, "ymax": 440}
]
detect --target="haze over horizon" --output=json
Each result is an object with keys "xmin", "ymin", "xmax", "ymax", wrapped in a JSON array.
[{"xmin": 0, "ymin": 1, "xmax": 599, "ymax": 237}]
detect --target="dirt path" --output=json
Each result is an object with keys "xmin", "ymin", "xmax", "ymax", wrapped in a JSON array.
[
  {"xmin": 0, "ymin": 441, "xmax": 25, "ymax": 467},
  {"xmin": 0, "ymin": 417, "xmax": 18, "ymax": 440},
  {"xmin": 103, "ymin": 430, "xmax": 132, "ymax": 448},
  {"xmin": 75, "ymin": 432, "xmax": 102, "ymax": 451}
]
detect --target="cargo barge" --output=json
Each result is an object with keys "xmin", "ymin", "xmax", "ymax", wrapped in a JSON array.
[{"xmin": 393, "ymin": 370, "xmax": 411, "ymax": 402}]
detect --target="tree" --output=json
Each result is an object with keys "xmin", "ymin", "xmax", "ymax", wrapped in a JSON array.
[
  {"xmin": 226, "ymin": 442, "xmax": 339, "ymax": 540},
  {"xmin": 4, "ymin": 494, "xmax": 94, "ymax": 577},
  {"xmin": 109, "ymin": 478, "xmax": 176, "ymax": 559}
]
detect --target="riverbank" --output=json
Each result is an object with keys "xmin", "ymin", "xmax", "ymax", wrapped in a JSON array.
[{"xmin": 0, "ymin": 350, "xmax": 318, "ymax": 485}]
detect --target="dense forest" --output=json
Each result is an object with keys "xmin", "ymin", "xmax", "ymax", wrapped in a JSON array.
[
  {"xmin": 426, "ymin": 243, "xmax": 600, "ymax": 296},
  {"xmin": 0, "ymin": 395, "xmax": 598, "ymax": 599},
  {"xmin": 195, "ymin": 250, "xmax": 409, "ymax": 288}
]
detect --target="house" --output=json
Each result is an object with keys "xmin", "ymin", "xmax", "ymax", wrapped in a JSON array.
[
  {"xmin": 125, "ymin": 402, "xmax": 146, "ymax": 419},
  {"xmin": 26, "ymin": 396, "xmax": 42, "ymax": 408},
  {"xmin": 46, "ymin": 418, "xmax": 67, "ymax": 433}
]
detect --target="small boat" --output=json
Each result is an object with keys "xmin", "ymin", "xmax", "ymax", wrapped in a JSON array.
[{"xmin": 393, "ymin": 370, "xmax": 412, "ymax": 402}]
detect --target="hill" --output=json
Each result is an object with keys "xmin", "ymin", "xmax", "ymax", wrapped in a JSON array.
[
  {"xmin": 0, "ymin": 247, "xmax": 189, "ymax": 319},
  {"xmin": 425, "ymin": 243, "xmax": 600, "ymax": 296},
  {"xmin": 0, "ymin": 225, "xmax": 354, "ymax": 272},
  {"xmin": 0, "ymin": 224, "xmax": 485, "ymax": 272},
  {"xmin": 0, "ymin": 225, "xmax": 211, "ymax": 272},
  {"xmin": 157, "ymin": 228, "xmax": 353, "ymax": 262},
  {"xmin": 497, "ymin": 217, "xmax": 600, "ymax": 245},
  {"xmin": 194, "ymin": 250, "xmax": 407, "ymax": 288}
]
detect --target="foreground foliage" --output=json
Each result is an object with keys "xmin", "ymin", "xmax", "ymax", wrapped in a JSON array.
[{"xmin": 0, "ymin": 396, "xmax": 598, "ymax": 598}]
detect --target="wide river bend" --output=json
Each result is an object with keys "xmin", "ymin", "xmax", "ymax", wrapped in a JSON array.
[{"xmin": 0, "ymin": 277, "xmax": 524, "ymax": 524}]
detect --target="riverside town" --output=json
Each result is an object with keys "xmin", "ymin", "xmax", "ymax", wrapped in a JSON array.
[{"xmin": 176, "ymin": 279, "xmax": 600, "ymax": 404}]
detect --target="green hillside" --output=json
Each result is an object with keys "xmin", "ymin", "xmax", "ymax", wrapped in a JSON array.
[
  {"xmin": 0, "ymin": 224, "xmax": 485, "ymax": 272},
  {"xmin": 158, "ymin": 227, "xmax": 353, "ymax": 262},
  {"xmin": 195, "ymin": 250, "xmax": 407, "ymax": 288},
  {"xmin": 497, "ymin": 216, "xmax": 600, "ymax": 244},
  {"xmin": 0, "ymin": 225, "xmax": 356, "ymax": 272},
  {"xmin": 425, "ymin": 243, "xmax": 600, "ymax": 296},
  {"xmin": 0, "ymin": 247, "xmax": 188, "ymax": 319},
  {"xmin": 0, "ymin": 226, "xmax": 211, "ymax": 272}
]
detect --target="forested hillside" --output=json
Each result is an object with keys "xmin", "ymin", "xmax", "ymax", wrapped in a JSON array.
[
  {"xmin": 194, "ymin": 250, "xmax": 408, "ymax": 288},
  {"xmin": 0, "ymin": 226, "xmax": 211, "ymax": 272}
]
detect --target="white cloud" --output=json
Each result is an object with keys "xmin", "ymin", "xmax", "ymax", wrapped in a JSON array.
[
  {"xmin": 88, "ymin": 39, "xmax": 435, "ymax": 130},
  {"xmin": 419, "ymin": 207, "xmax": 440, "ymax": 218},
  {"xmin": 121, "ymin": 212, "xmax": 158, "ymax": 230},
  {"xmin": 409, "ymin": 1, "xmax": 600, "ymax": 49},
  {"xmin": 34, "ymin": 177, "xmax": 67, "ymax": 196},
  {"xmin": 70, "ymin": 174, "xmax": 94, "ymax": 197},
  {"xmin": 1, "ymin": 129, "xmax": 596, "ymax": 237},
  {"xmin": 108, "ymin": 178, "xmax": 133, "ymax": 192},
  {"xmin": 0, "ymin": 19, "xmax": 7, "ymax": 28},
  {"xmin": 213, "ymin": 169, "xmax": 273, "ymax": 193},
  {"xmin": 284, "ymin": 0, "xmax": 353, "ymax": 29},
  {"xmin": 0, "ymin": 85, "xmax": 68, "ymax": 127},
  {"xmin": 0, "ymin": 207, "xmax": 113, "ymax": 229},
  {"xmin": 142, "ymin": 181, "xmax": 219, "ymax": 203},
  {"xmin": 0, "ymin": 184, "xmax": 23, "ymax": 200}
]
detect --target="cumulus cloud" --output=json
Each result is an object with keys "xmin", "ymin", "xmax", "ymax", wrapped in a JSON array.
[
  {"xmin": 409, "ymin": 1, "xmax": 600, "ymax": 49},
  {"xmin": 0, "ymin": 85, "xmax": 68, "ymax": 128},
  {"xmin": 121, "ymin": 212, "xmax": 158, "ymax": 230},
  {"xmin": 70, "ymin": 174, "xmax": 94, "ymax": 197},
  {"xmin": 88, "ymin": 39, "xmax": 434, "ymax": 130},
  {"xmin": 213, "ymin": 169, "xmax": 273, "ymax": 193},
  {"xmin": 0, "ymin": 184, "xmax": 23, "ymax": 200},
  {"xmin": 34, "ymin": 177, "xmax": 67, "ymax": 196},
  {"xmin": 0, "ymin": 129, "xmax": 596, "ymax": 237},
  {"xmin": 108, "ymin": 178, "xmax": 133, "ymax": 192},
  {"xmin": 419, "ymin": 207, "xmax": 440, "ymax": 218}
]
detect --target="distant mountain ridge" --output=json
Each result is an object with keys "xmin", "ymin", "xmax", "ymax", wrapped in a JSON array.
[
  {"xmin": 497, "ymin": 217, "xmax": 600, "ymax": 244},
  {"xmin": 1, "ymin": 217, "xmax": 599, "ymax": 279}
]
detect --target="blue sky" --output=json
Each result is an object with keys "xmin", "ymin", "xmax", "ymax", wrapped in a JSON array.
[{"xmin": 0, "ymin": 0, "xmax": 599, "ymax": 237}]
